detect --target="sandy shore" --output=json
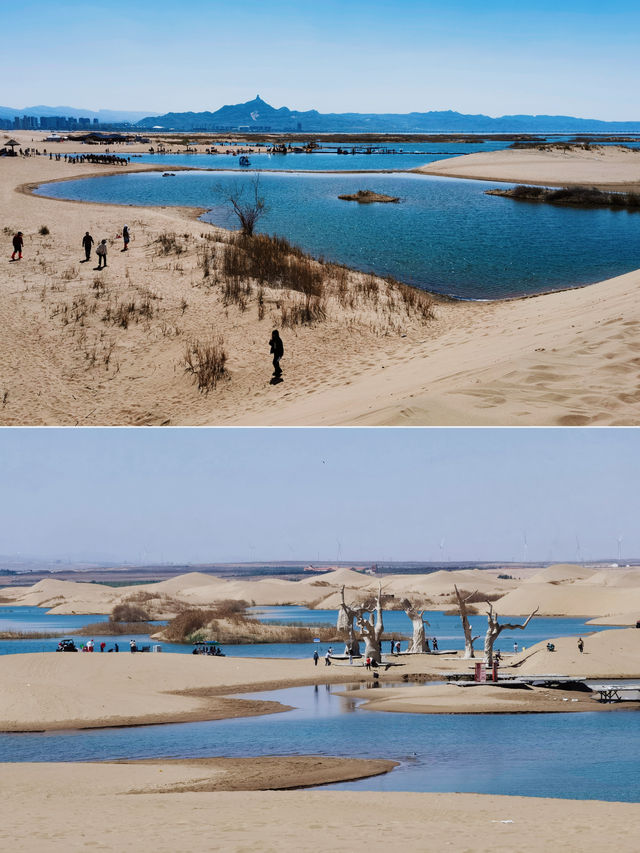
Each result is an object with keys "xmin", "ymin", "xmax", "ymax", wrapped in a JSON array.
[
  {"xmin": 3, "ymin": 133, "xmax": 640, "ymax": 425},
  {"xmin": 2, "ymin": 763, "xmax": 639, "ymax": 852},
  {"xmin": 417, "ymin": 144, "xmax": 640, "ymax": 190},
  {"xmin": 1, "ymin": 623, "xmax": 637, "ymax": 732}
]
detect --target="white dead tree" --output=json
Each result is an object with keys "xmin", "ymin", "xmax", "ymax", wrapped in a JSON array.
[
  {"xmin": 483, "ymin": 602, "xmax": 539, "ymax": 666},
  {"xmin": 401, "ymin": 599, "xmax": 431, "ymax": 653},
  {"xmin": 337, "ymin": 586, "xmax": 361, "ymax": 655},
  {"xmin": 354, "ymin": 585, "xmax": 384, "ymax": 661},
  {"xmin": 454, "ymin": 585, "xmax": 480, "ymax": 659}
]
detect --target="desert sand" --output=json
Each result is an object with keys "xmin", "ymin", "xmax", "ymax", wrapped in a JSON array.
[
  {"xmin": 3, "ymin": 134, "xmax": 640, "ymax": 426},
  {"xmin": 3, "ymin": 764, "xmax": 639, "ymax": 853},
  {"xmin": 4, "ymin": 563, "xmax": 639, "ymax": 621},
  {"xmin": 416, "ymin": 144, "xmax": 640, "ymax": 190}
]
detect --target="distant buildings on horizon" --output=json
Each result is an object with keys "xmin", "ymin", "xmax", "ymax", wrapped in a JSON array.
[{"xmin": 1, "ymin": 115, "xmax": 129, "ymax": 132}]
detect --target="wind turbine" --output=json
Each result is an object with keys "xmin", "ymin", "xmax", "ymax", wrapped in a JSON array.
[{"xmin": 617, "ymin": 535, "xmax": 623, "ymax": 564}]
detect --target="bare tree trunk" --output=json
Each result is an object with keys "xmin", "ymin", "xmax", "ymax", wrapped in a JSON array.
[
  {"xmin": 402, "ymin": 599, "xmax": 430, "ymax": 653},
  {"xmin": 337, "ymin": 586, "xmax": 360, "ymax": 655},
  {"xmin": 354, "ymin": 585, "xmax": 384, "ymax": 661},
  {"xmin": 483, "ymin": 603, "xmax": 539, "ymax": 666},
  {"xmin": 454, "ymin": 585, "xmax": 479, "ymax": 659}
]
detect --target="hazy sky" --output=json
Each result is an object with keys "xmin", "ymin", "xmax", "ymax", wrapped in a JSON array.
[
  {"xmin": 4, "ymin": 1, "xmax": 639, "ymax": 119},
  {"xmin": 0, "ymin": 428, "xmax": 637, "ymax": 564}
]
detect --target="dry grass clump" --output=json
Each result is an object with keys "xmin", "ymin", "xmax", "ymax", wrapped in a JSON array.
[
  {"xmin": 184, "ymin": 336, "xmax": 227, "ymax": 391},
  {"xmin": 223, "ymin": 233, "xmax": 325, "ymax": 298},
  {"xmin": 155, "ymin": 232, "xmax": 186, "ymax": 255},
  {"xmin": 161, "ymin": 602, "xmax": 247, "ymax": 643},
  {"xmin": 160, "ymin": 600, "xmax": 336, "ymax": 645}
]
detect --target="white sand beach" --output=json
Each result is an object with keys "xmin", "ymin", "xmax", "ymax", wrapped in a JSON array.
[{"xmin": 2, "ymin": 134, "xmax": 640, "ymax": 426}]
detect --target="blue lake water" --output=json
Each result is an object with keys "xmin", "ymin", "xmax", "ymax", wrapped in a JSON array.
[
  {"xmin": 0, "ymin": 604, "xmax": 605, "ymax": 659},
  {"xmin": 1, "ymin": 683, "xmax": 638, "ymax": 801},
  {"xmin": 35, "ymin": 170, "xmax": 640, "ymax": 299},
  {"xmin": 121, "ymin": 141, "xmax": 515, "ymax": 173}
]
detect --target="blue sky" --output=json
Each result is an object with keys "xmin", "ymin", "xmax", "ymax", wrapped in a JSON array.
[
  {"xmin": 4, "ymin": 1, "xmax": 639, "ymax": 119},
  {"xmin": 0, "ymin": 428, "xmax": 638, "ymax": 564}
]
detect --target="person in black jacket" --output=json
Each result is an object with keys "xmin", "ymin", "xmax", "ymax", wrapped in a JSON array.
[
  {"xmin": 11, "ymin": 232, "xmax": 23, "ymax": 260},
  {"xmin": 269, "ymin": 329, "xmax": 284, "ymax": 378},
  {"xmin": 82, "ymin": 231, "xmax": 94, "ymax": 262}
]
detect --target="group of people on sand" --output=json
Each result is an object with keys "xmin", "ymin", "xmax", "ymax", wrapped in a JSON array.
[
  {"xmin": 80, "ymin": 640, "xmax": 112, "ymax": 652},
  {"xmin": 10, "ymin": 228, "xmax": 287, "ymax": 381},
  {"xmin": 81, "ymin": 225, "xmax": 130, "ymax": 268}
]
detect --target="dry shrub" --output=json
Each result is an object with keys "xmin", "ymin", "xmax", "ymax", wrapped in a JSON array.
[
  {"xmin": 162, "ymin": 608, "xmax": 219, "ymax": 642},
  {"xmin": 184, "ymin": 336, "xmax": 227, "ymax": 392},
  {"xmin": 111, "ymin": 602, "xmax": 151, "ymax": 622}
]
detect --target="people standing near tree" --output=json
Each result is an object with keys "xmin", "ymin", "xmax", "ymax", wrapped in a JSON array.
[
  {"xmin": 269, "ymin": 329, "xmax": 284, "ymax": 378},
  {"xmin": 324, "ymin": 650, "xmax": 331, "ymax": 666},
  {"xmin": 432, "ymin": 636, "xmax": 438, "ymax": 651},
  {"xmin": 82, "ymin": 231, "xmax": 94, "ymax": 262},
  {"xmin": 96, "ymin": 239, "xmax": 108, "ymax": 269},
  {"xmin": 122, "ymin": 224, "xmax": 130, "ymax": 251},
  {"xmin": 11, "ymin": 231, "xmax": 23, "ymax": 260}
]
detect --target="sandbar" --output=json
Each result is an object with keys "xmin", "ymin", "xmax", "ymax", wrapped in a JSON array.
[{"xmin": 2, "ymin": 763, "xmax": 639, "ymax": 853}]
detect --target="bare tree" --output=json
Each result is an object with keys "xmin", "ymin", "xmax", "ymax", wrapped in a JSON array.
[
  {"xmin": 454, "ymin": 585, "xmax": 480, "ymax": 659},
  {"xmin": 337, "ymin": 586, "xmax": 361, "ymax": 655},
  {"xmin": 483, "ymin": 602, "xmax": 539, "ymax": 666},
  {"xmin": 401, "ymin": 599, "xmax": 430, "ymax": 653},
  {"xmin": 227, "ymin": 175, "xmax": 266, "ymax": 237},
  {"xmin": 354, "ymin": 585, "xmax": 385, "ymax": 661}
]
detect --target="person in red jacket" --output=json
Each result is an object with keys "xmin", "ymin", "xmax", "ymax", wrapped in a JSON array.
[{"xmin": 11, "ymin": 232, "xmax": 23, "ymax": 260}]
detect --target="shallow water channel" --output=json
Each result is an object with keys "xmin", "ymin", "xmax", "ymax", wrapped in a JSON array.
[{"xmin": 1, "ymin": 683, "xmax": 638, "ymax": 802}]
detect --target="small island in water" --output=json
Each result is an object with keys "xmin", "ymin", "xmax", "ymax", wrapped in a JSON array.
[
  {"xmin": 487, "ymin": 184, "xmax": 640, "ymax": 209},
  {"xmin": 338, "ymin": 189, "xmax": 400, "ymax": 204}
]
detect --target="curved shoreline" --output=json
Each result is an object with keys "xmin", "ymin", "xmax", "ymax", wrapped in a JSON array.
[{"xmin": 22, "ymin": 167, "xmax": 638, "ymax": 305}]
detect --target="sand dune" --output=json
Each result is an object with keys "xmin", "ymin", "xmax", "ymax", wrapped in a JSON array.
[
  {"xmin": 3, "ymin": 134, "xmax": 640, "ymax": 425},
  {"xmin": 4, "ymin": 565, "xmax": 640, "ymax": 621},
  {"xmin": 494, "ymin": 580, "xmax": 640, "ymax": 618},
  {"xmin": 4, "ymin": 767, "xmax": 639, "ymax": 853},
  {"xmin": 514, "ymin": 627, "xmax": 639, "ymax": 677},
  {"xmin": 523, "ymin": 563, "xmax": 597, "ymax": 584}
]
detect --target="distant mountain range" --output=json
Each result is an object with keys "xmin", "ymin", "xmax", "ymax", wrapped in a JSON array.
[
  {"xmin": 137, "ymin": 95, "xmax": 640, "ymax": 133},
  {"xmin": 3, "ymin": 97, "xmax": 640, "ymax": 133}
]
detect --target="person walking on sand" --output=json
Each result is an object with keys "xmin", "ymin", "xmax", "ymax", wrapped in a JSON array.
[
  {"xmin": 96, "ymin": 239, "xmax": 108, "ymax": 269},
  {"xmin": 269, "ymin": 329, "xmax": 284, "ymax": 378},
  {"xmin": 11, "ymin": 231, "xmax": 23, "ymax": 260},
  {"xmin": 577, "ymin": 637, "xmax": 584, "ymax": 653},
  {"xmin": 122, "ymin": 224, "xmax": 130, "ymax": 251},
  {"xmin": 513, "ymin": 641, "xmax": 518, "ymax": 654},
  {"xmin": 313, "ymin": 649, "xmax": 319, "ymax": 666},
  {"xmin": 324, "ymin": 650, "xmax": 331, "ymax": 666},
  {"xmin": 82, "ymin": 231, "xmax": 94, "ymax": 262}
]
